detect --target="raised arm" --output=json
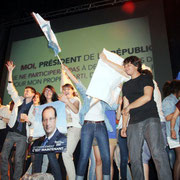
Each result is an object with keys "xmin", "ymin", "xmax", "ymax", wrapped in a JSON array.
[
  {"xmin": 59, "ymin": 94, "xmax": 80, "ymax": 114},
  {"xmin": 61, "ymin": 64, "xmax": 79, "ymax": 84},
  {"xmin": 5, "ymin": 61, "xmax": 15, "ymax": 82},
  {"xmin": 100, "ymin": 52, "xmax": 129, "ymax": 79},
  {"xmin": 61, "ymin": 64, "xmax": 87, "ymax": 101},
  {"xmin": 5, "ymin": 61, "xmax": 21, "ymax": 103}
]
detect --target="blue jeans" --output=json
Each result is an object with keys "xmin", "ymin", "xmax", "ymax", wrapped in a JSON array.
[
  {"xmin": 32, "ymin": 153, "xmax": 62, "ymax": 180},
  {"xmin": 166, "ymin": 147, "xmax": 175, "ymax": 170},
  {"xmin": 76, "ymin": 121, "xmax": 110, "ymax": 177},
  {"xmin": 118, "ymin": 129, "xmax": 129, "ymax": 179},
  {"xmin": 127, "ymin": 118, "xmax": 172, "ymax": 180},
  {"xmin": 88, "ymin": 148, "xmax": 96, "ymax": 180}
]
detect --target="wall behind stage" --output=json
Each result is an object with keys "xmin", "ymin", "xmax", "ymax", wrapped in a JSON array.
[{"xmin": 1, "ymin": 0, "xmax": 172, "ymax": 104}]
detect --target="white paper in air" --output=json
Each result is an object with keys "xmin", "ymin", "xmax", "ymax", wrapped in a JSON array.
[{"xmin": 86, "ymin": 48, "xmax": 130, "ymax": 106}]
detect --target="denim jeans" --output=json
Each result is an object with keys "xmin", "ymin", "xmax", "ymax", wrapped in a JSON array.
[
  {"xmin": 127, "ymin": 117, "xmax": 172, "ymax": 180},
  {"xmin": 76, "ymin": 121, "xmax": 110, "ymax": 178},
  {"xmin": 166, "ymin": 147, "xmax": 175, "ymax": 170},
  {"xmin": 118, "ymin": 129, "xmax": 129, "ymax": 180},
  {"xmin": 88, "ymin": 148, "xmax": 96, "ymax": 180}
]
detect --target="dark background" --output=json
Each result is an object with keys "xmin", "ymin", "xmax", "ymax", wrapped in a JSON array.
[
  {"xmin": 0, "ymin": 0, "xmax": 178, "ymax": 179},
  {"xmin": 0, "ymin": 0, "xmax": 179, "ymax": 80},
  {"xmin": 0, "ymin": 0, "xmax": 178, "ymax": 99}
]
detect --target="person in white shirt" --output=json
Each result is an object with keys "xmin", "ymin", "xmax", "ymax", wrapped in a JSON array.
[{"xmin": 1, "ymin": 61, "xmax": 36, "ymax": 180}]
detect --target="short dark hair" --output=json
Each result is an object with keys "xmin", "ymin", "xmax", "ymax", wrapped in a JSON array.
[
  {"xmin": 170, "ymin": 80, "xmax": 180, "ymax": 96},
  {"xmin": 42, "ymin": 106, "xmax": 57, "ymax": 120},
  {"xmin": 162, "ymin": 81, "xmax": 171, "ymax": 98},
  {"xmin": 123, "ymin": 56, "xmax": 142, "ymax": 73},
  {"xmin": 163, "ymin": 80, "xmax": 180, "ymax": 98},
  {"xmin": 25, "ymin": 86, "xmax": 36, "ymax": 94}
]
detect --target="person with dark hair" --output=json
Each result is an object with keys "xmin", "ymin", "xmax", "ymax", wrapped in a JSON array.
[
  {"xmin": 162, "ymin": 80, "xmax": 180, "ymax": 180},
  {"xmin": 1, "ymin": 61, "xmax": 36, "ymax": 180},
  {"xmin": 141, "ymin": 68, "xmax": 169, "ymax": 180},
  {"xmin": 59, "ymin": 83, "xmax": 81, "ymax": 180},
  {"xmin": 170, "ymin": 100, "xmax": 180, "ymax": 180},
  {"xmin": 121, "ymin": 56, "xmax": 172, "ymax": 180},
  {"xmin": 40, "ymin": 85, "xmax": 59, "ymax": 104},
  {"xmin": 162, "ymin": 81, "xmax": 171, "ymax": 98},
  {"xmin": 41, "ymin": 106, "xmax": 66, "ymax": 146}
]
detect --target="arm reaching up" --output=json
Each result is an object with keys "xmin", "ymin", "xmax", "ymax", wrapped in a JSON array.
[
  {"xmin": 5, "ymin": 61, "xmax": 15, "ymax": 82},
  {"xmin": 61, "ymin": 64, "xmax": 79, "ymax": 84},
  {"xmin": 100, "ymin": 52, "xmax": 129, "ymax": 79},
  {"xmin": 5, "ymin": 61, "xmax": 21, "ymax": 103}
]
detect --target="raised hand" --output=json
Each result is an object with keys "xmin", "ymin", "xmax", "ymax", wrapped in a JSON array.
[
  {"xmin": 99, "ymin": 52, "xmax": 107, "ymax": 62},
  {"xmin": 5, "ymin": 61, "xmax": 15, "ymax": 72},
  {"xmin": 58, "ymin": 94, "xmax": 69, "ymax": 104}
]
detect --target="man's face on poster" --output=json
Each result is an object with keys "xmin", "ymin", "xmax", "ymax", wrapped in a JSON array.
[{"xmin": 42, "ymin": 107, "xmax": 57, "ymax": 137}]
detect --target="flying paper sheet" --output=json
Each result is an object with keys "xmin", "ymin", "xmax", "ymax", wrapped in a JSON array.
[{"xmin": 86, "ymin": 48, "xmax": 130, "ymax": 106}]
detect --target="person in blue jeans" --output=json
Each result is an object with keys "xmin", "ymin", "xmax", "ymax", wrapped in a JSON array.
[
  {"xmin": 116, "ymin": 96, "xmax": 131, "ymax": 180},
  {"xmin": 62, "ymin": 63, "xmax": 123, "ymax": 180}
]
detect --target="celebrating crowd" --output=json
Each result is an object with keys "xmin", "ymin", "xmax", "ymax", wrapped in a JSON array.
[{"xmin": 0, "ymin": 52, "xmax": 179, "ymax": 180}]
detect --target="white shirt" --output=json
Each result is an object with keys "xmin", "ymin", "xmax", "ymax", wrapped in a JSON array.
[
  {"xmin": 0, "ymin": 105, "xmax": 11, "ymax": 129},
  {"xmin": 66, "ymin": 96, "xmax": 82, "ymax": 128},
  {"xmin": 153, "ymin": 80, "xmax": 166, "ymax": 122},
  {"xmin": 84, "ymin": 99, "xmax": 104, "ymax": 121}
]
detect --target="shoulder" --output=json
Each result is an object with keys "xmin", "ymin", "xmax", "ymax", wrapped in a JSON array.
[
  {"xmin": 162, "ymin": 95, "xmax": 176, "ymax": 108},
  {"xmin": 140, "ymin": 74, "xmax": 154, "ymax": 86},
  {"xmin": 54, "ymin": 129, "xmax": 66, "ymax": 138},
  {"xmin": 163, "ymin": 94, "xmax": 175, "ymax": 102}
]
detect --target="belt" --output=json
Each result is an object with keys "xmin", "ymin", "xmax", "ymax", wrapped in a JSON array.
[{"xmin": 84, "ymin": 120, "xmax": 104, "ymax": 124}]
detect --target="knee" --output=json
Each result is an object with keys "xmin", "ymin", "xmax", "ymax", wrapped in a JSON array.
[
  {"xmin": 130, "ymin": 156, "xmax": 142, "ymax": 165},
  {"xmin": 95, "ymin": 158, "xmax": 102, "ymax": 166}
]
